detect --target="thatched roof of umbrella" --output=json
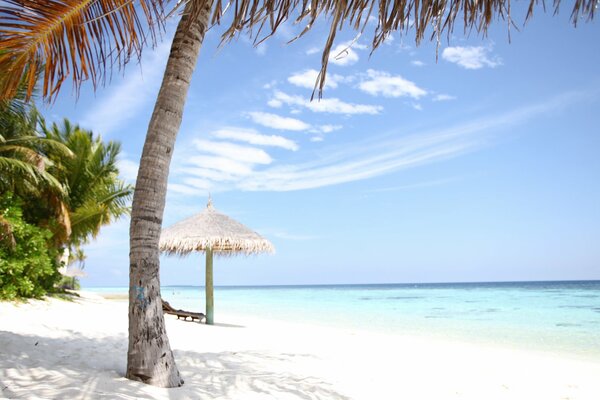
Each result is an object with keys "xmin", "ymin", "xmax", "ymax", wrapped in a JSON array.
[
  {"xmin": 159, "ymin": 198, "xmax": 274, "ymax": 256},
  {"xmin": 159, "ymin": 197, "xmax": 274, "ymax": 325}
]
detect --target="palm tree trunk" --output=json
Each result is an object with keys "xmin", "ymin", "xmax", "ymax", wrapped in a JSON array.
[{"xmin": 126, "ymin": 0, "xmax": 212, "ymax": 387}]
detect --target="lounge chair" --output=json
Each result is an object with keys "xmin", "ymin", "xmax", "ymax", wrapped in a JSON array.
[{"xmin": 162, "ymin": 300, "xmax": 206, "ymax": 323}]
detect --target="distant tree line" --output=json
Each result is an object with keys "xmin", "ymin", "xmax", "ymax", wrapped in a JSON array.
[{"xmin": 0, "ymin": 79, "xmax": 132, "ymax": 300}]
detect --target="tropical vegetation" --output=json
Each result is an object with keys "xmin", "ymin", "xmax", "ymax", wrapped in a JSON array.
[
  {"xmin": 0, "ymin": 0, "xmax": 596, "ymax": 388},
  {"xmin": 0, "ymin": 79, "xmax": 133, "ymax": 299}
]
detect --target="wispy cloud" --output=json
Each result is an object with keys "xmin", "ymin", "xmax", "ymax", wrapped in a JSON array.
[
  {"xmin": 442, "ymin": 46, "xmax": 501, "ymax": 69},
  {"xmin": 433, "ymin": 94, "xmax": 457, "ymax": 102},
  {"xmin": 358, "ymin": 69, "xmax": 427, "ymax": 99},
  {"xmin": 270, "ymin": 91, "xmax": 382, "ymax": 115},
  {"xmin": 411, "ymin": 60, "xmax": 425, "ymax": 67},
  {"xmin": 192, "ymin": 140, "xmax": 272, "ymax": 164},
  {"xmin": 317, "ymin": 124, "xmax": 342, "ymax": 133},
  {"xmin": 238, "ymin": 137, "xmax": 475, "ymax": 191},
  {"xmin": 81, "ymin": 39, "xmax": 171, "ymax": 136},
  {"xmin": 211, "ymin": 127, "xmax": 299, "ymax": 151},
  {"xmin": 187, "ymin": 155, "xmax": 255, "ymax": 176},
  {"xmin": 168, "ymin": 90, "xmax": 590, "ymax": 194},
  {"xmin": 308, "ymin": 124, "xmax": 343, "ymax": 142},
  {"xmin": 247, "ymin": 111, "xmax": 311, "ymax": 131}
]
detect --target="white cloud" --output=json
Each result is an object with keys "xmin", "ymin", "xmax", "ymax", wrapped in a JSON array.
[
  {"xmin": 329, "ymin": 41, "xmax": 367, "ymax": 66},
  {"xmin": 168, "ymin": 90, "xmax": 589, "ymax": 194},
  {"xmin": 238, "ymin": 136, "xmax": 476, "ymax": 192},
  {"xmin": 267, "ymin": 98, "xmax": 283, "ymax": 108},
  {"xmin": 187, "ymin": 155, "xmax": 255, "ymax": 176},
  {"xmin": 184, "ymin": 167, "xmax": 240, "ymax": 182},
  {"xmin": 270, "ymin": 91, "xmax": 382, "ymax": 115},
  {"xmin": 81, "ymin": 39, "xmax": 171, "ymax": 136},
  {"xmin": 247, "ymin": 111, "xmax": 311, "ymax": 131},
  {"xmin": 310, "ymin": 137, "xmax": 324, "ymax": 142},
  {"xmin": 182, "ymin": 178, "xmax": 213, "ymax": 190},
  {"xmin": 211, "ymin": 127, "xmax": 298, "ymax": 151},
  {"xmin": 442, "ymin": 46, "xmax": 501, "ymax": 69},
  {"xmin": 412, "ymin": 104, "xmax": 423, "ymax": 111},
  {"xmin": 433, "ymin": 94, "xmax": 457, "ymax": 102},
  {"xmin": 358, "ymin": 69, "xmax": 427, "ymax": 99},
  {"xmin": 288, "ymin": 69, "xmax": 345, "ymax": 89},
  {"xmin": 193, "ymin": 140, "xmax": 272, "ymax": 165},
  {"xmin": 306, "ymin": 47, "xmax": 320, "ymax": 55},
  {"xmin": 168, "ymin": 183, "xmax": 206, "ymax": 196},
  {"xmin": 318, "ymin": 125, "xmax": 342, "ymax": 133},
  {"xmin": 411, "ymin": 60, "xmax": 425, "ymax": 67}
]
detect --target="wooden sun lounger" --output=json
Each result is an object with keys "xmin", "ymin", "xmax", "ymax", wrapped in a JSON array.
[{"xmin": 162, "ymin": 300, "xmax": 206, "ymax": 323}]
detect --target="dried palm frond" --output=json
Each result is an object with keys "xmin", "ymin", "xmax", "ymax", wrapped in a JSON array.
[
  {"xmin": 212, "ymin": 0, "xmax": 596, "ymax": 98},
  {"xmin": 160, "ymin": 199, "xmax": 275, "ymax": 257},
  {"xmin": 0, "ymin": 0, "xmax": 596, "ymax": 103},
  {"xmin": 0, "ymin": 0, "xmax": 166, "ymax": 101}
]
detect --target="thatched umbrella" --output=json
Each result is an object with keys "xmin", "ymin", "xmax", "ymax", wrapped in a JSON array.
[{"xmin": 159, "ymin": 197, "xmax": 274, "ymax": 325}]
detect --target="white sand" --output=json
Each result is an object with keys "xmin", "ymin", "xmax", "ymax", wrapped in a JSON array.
[{"xmin": 1, "ymin": 292, "xmax": 599, "ymax": 400}]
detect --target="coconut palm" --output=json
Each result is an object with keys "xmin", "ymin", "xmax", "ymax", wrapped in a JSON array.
[
  {"xmin": 0, "ymin": 76, "xmax": 70, "ymax": 254},
  {"xmin": 38, "ymin": 119, "xmax": 133, "ymax": 250},
  {"xmin": 0, "ymin": 88, "xmax": 67, "ymax": 196},
  {"xmin": 1, "ymin": 0, "xmax": 596, "ymax": 388}
]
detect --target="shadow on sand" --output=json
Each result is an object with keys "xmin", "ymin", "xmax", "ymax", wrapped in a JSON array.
[{"xmin": 0, "ymin": 330, "xmax": 349, "ymax": 400}]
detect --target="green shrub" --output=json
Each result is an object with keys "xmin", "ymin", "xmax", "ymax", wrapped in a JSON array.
[{"xmin": 0, "ymin": 195, "xmax": 60, "ymax": 300}]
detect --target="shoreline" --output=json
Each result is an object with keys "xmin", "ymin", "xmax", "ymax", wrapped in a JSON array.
[
  {"xmin": 95, "ymin": 289, "xmax": 600, "ymax": 363},
  {"xmin": 2, "ymin": 292, "xmax": 600, "ymax": 399}
]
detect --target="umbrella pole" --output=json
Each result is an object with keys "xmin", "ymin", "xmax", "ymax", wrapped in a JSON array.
[{"xmin": 205, "ymin": 248, "xmax": 214, "ymax": 325}]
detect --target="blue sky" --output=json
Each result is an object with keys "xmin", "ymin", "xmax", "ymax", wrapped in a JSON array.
[{"xmin": 46, "ymin": 8, "xmax": 600, "ymax": 287}]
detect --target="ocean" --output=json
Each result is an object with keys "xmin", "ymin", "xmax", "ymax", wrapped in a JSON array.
[{"xmin": 87, "ymin": 280, "xmax": 600, "ymax": 359}]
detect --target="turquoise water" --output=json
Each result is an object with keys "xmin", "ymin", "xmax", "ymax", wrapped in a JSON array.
[{"xmin": 88, "ymin": 281, "xmax": 600, "ymax": 359}]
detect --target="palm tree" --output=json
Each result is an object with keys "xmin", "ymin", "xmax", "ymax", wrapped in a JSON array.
[
  {"xmin": 1, "ymin": 0, "xmax": 596, "ymax": 388},
  {"xmin": 38, "ymin": 119, "xmax": 133, "ymax": 252},
  {"xmin": 0, "ymin": 91, "xmax": 67, "ymax": 196}
]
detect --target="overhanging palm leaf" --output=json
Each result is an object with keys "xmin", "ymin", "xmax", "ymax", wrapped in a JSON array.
[
  {"xmin": 1, "ymin": 0, "xmax": 597, "ymax": 102},
  {"xmin": 0, "ymin": 0, "xmax": 166, "ymax": 100},
  {"xmin": 216, "ymin": 0, "xmax": 597, "ymax": 97}
]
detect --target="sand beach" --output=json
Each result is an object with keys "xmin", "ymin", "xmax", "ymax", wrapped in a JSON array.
[{"xmin": 1, "ymin": 291, "xmax": 600, "ymax": 399}]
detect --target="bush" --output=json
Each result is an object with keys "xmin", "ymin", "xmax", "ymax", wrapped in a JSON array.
[{"xmin": 0, "ymin": 195, "xmax": 60, "ymax": 300}]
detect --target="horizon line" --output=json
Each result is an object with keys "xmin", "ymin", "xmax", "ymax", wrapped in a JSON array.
[{"xmin": 83, "ymin": 278, "xmax": 600, "ymax": 289}]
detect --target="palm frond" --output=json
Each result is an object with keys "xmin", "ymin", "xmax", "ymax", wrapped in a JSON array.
[
  {"xmin": 0, "ymin": 154, "xmax": 39, "ymax": 178},
  {"xmin": 0, "ymin": 143, "xmax": 45, "ymax": 169},
  {"xmin": 0, "ymin": 0, "xmax": 166, "ymax": 101},
  {"xmin": 69, "ymin": 182, "xmax": 132, "ymax": 243},
  {"xmin": 214, "ymin": 0, "xmax": 596, "ymax": 98}
]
